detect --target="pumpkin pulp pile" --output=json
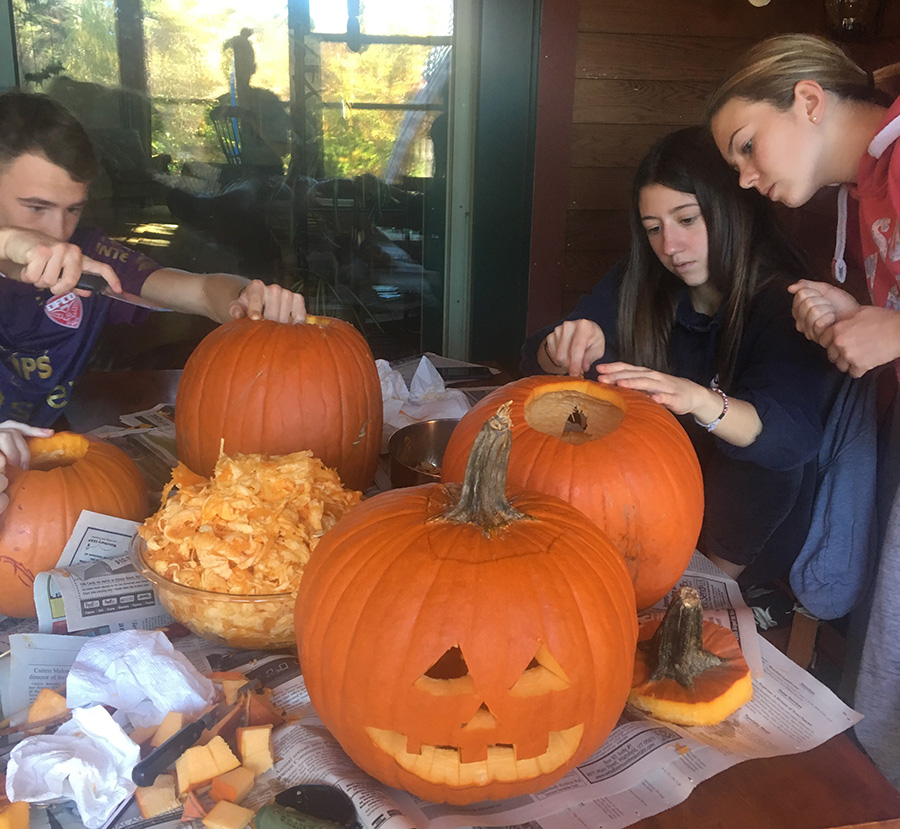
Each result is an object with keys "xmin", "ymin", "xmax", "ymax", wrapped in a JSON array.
[
  {"xmin": 296, "ymin": 403, "xmax": 638, "ymax": 805},
  {"xmin": 136, "ymin": 449, "xmax": 361, "ymax": 650},
  {"xmin": 629, "ymin": 586, "xmax": 753, "ymax": 726}
]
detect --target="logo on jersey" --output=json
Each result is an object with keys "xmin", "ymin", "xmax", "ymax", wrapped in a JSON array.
[{"xmin": 44, "ymin": 293, "xmax": 83, "ymax": 329}]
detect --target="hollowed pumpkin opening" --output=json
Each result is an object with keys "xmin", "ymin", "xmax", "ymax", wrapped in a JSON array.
[
  {"xmin": 523, "ymin": 382, "xmax": 625, "ymax": 445},
  {"xmin": 27, "ymin": 433, "xmax": 90, "ymax": 471}
]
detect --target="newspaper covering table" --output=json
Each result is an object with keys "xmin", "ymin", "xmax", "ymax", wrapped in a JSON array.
[
  {"xmin": 0, "ymin": 517, "xmax": 861, "ymax": 829},
  {"xmin": 87, "ymin": 403, "xmax": 179, "ymax": 509},
  {"xmin": 0, "ymin": 402, "xmax": 862, "ymax": 827}
]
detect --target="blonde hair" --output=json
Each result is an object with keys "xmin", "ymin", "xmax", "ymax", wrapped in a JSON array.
[{"xmin": 706, "ymin": 33, "xmax": 877, "ymax": 120}]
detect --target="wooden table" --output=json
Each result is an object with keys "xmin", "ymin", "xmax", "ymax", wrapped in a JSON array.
[
  {"xmin": 64, "ymin": 368, "xmax": 900, "ymax": 829},
  {"xmin": 631, "ymin": 734, "xmax": 900, "ymax": 828}
]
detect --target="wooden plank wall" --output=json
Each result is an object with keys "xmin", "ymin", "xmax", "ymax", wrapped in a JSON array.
[{"xmin": 533, "ymin": 0, "xmax": 900, "ymax": 328}]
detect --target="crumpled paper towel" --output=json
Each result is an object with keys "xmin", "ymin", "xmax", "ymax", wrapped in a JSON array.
[
  {"xmin": 6, "ymin": 704, "xmax": 140, "ymax": 828},
  {"xmin": 66, "ymin": 629, "xmax": 216, "ymax": 728},
  {"xmin": 377, "ymin": 356, "xmax": 471, "ymax": 452}
]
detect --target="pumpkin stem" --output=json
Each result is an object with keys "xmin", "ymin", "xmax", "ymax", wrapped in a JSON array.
[
  {"xmin": 641, "ymin": 586, "xmax": 724, "ymax": 688},
  {"xmin": 439, "ymin": 402, "xmax": 528, "ymax": 532}
]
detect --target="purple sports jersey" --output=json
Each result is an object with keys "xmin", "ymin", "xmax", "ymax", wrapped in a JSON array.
[{"xmin": 0, "ymin": 227, "xmax": 160, "ymax": 426}]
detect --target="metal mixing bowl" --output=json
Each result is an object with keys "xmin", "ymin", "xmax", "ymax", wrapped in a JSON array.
[{"xmin": 388, "ymin": 419, "xmax": 459, "ymax": 488}]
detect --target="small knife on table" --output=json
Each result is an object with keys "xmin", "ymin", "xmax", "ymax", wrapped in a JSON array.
[
  {"xmin": 131, "ymin": 679, "xmax": 259, "ymax": 787},
  {"xmin": 77, "ymin": 272, "xmax": 172, "ymax": 312}
]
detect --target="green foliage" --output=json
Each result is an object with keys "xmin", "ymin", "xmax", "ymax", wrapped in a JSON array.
[
  {"xmin": 14, "ymin": 0, "xmax": 117, "ymax": 88},
  {"xmin": 12, "ymin": 0, "xmax": 440, "ymax": 174},
  {"xmin": 320, "ymin": 42, "xmax": 432, "ymax": 179}
]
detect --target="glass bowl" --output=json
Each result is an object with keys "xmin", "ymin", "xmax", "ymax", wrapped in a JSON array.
[{"xmin": 130, "ymin": 536, "xmax": 296, "ymax": 651}]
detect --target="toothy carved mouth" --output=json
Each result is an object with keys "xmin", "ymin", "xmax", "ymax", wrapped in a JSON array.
[{"xmin": 366, "ymin": 724, "xmax": 584, "ymax": 787}]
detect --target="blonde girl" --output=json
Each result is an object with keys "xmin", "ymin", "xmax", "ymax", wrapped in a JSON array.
[{"xmin": 708, "ymin": 33, "xmax": 900, "ymax": 788}]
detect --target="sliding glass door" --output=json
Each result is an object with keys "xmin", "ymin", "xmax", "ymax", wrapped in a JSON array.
[{"xmin": 7, "ymin": 0, "xmax": 538, "ymax": 371}]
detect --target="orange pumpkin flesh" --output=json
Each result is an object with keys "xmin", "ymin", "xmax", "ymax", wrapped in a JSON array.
[
  {"xmin": 296, "ymin": 404, "xmax": 638, "ymax": 804},
  {"xmin": 175, "ymin": 316, "xmax": 382, "ymax": 491},
  {"xmin": 441, "ymin": 377, "xmax": 704, "ymax": 610},
  {"xmin": 629, "ymin": 587, "xmax": 752, "ymax": 727},
  {"xmin": 0, "ymin": 432, "xmax": 148, "ymax": 618}
]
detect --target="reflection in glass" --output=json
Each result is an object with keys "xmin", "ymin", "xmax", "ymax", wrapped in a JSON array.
[{"xmin": 10, "ymin": 0, "xmax": 453, "ymax": 365}]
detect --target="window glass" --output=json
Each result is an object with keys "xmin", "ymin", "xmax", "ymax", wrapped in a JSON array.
[
  {"xmin": 310, "ymin": 0, "xmax": 451, "ymax": 37},
  {"xmin": 11, "ymin": 0, "xmax": 452, "ymax": 366},
  {"xmin": 13, "ymin": 0, "xmax": 118, "ymax": 88},
  {"xmin": 144, "ymin": 0, "xmax": 289, "ymax": 164}
]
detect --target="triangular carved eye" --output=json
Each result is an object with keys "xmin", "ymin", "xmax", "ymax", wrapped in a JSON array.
[
  {"xmin": 510, "ymin": 643, "xmax": 571, "ymax": 696},
  {"xmin": 425, "ymin": 646, "xmax": 468, "ymax": 679},
  {"xmin": 415, "ymin": 646, "xmax": 476, "ymax": 695}
]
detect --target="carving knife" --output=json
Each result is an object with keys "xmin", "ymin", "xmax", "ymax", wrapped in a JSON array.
[
  {"xmin": 131, "ymin": 679, "xmax": 259, "ymax": 787},
  {"xmin": 131, "ymin": 701, "xmax": 230, "ymax": 787},
  {"xmin": 77, "ymin": 271, "xmax": 172, "ymax": 311}
]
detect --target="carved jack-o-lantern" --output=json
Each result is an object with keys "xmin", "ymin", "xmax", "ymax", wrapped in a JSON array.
[{"xmin": 296, "ymin": 405, "xmax": 638, "ymax": 804}]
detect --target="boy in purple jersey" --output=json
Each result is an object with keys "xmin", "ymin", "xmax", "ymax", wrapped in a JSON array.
[{"xmin": 0, "ymin": 90, "xmax": 309, "ymax": 510}]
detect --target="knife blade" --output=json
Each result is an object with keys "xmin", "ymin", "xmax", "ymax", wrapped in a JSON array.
[
  {"xmin": 131, "ymin": 678, "xmax": 260, "ymax": 787},
  {"xmin": 77, "ymin": 271, "xmax": 172, "ymax": 312},
  {"xmin": 131, "ymin": 704, "xmax": 226, "ymax": 787}
]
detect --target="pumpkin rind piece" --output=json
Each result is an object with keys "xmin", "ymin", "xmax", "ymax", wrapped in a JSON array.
[
  {"xmin": 0, "ymin": 432, "xmax": 148, "ymax": 618},
  {"xmin": 440, "ymin": 377, "xmax": 704, "ymax": 610},
  {"xmin": 296, "ymin": 404, "xmax": 638, "ymax": 804},
  {"xmin": 628, "ymin": 587, "xmax": 753, "ymax": 727},
  {"xmin": 175, "ymin": 316, "xmax": 382, "ymax": 490}
]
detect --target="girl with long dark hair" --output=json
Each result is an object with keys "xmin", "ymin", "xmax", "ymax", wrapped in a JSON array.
[{"xmin": 522, "ymin": 126, "xmax": 840, "ymax": 590}]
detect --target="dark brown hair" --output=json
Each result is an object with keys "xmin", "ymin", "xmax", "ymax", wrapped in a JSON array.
[
  {"xmin": 617, "ymin": 126, "xmax": 810, "ymax": 389},
  {"xmin": 0, "ymin": 89, "xmax": 98, "ymax": 183}
]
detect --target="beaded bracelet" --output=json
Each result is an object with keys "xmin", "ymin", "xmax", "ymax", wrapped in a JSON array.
[{"xmin": 694, "ymin": 387, "xmax": 728, "ymax": 432}]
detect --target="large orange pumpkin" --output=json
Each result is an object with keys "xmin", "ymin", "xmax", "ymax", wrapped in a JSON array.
[
  {"xmin": 296, "ymin": 404, "xmax": 638, "ymax": 805},
  {"xmin": 175, "ymin": 316, "xmax": 382, "ymax": 490},
  {"xmin": 0, "ymin": 433, "xmax": 148, "ymax": 618},
  {"xmin": 441, "ymin": 377, "xmax": 704, "ymax": 610}
]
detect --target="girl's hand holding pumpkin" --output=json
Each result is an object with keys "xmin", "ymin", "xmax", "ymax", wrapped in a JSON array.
[
  {"xmin": 0, "ymin": 421, "xmax": 54, "ymax": 513},
  {"xmin": 543, "ymin": 319, "xmax": 606, "ymax": 376},
  {"xmin": 228, "ymin": 279, "xmax": 308, "ymax": 324},
  {"xmin": 596, "ymin": 363, "xmax": 763, "ymax": 447},
  {"xmin": 594, "ymin": 362, "xmax": 703, "ymax": 415}
]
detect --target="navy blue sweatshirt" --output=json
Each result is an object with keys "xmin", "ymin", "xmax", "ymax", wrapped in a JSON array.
[{"xmin": 521, "ymin": 263, "xmax": 840, "ymax": 472}]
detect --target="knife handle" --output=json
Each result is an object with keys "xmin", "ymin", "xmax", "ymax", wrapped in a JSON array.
[
  {"xmin": 132, "ymin": 717, "xmax": 209, "ymax": 787},
  {"xmin": 76, "ymin": 272, "xmax": 107, "ymax": 293}
]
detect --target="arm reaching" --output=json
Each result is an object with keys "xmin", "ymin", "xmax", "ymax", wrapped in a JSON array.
[
  {"xmin": 140, "ymin": 270, "xmax": 307, "ymax": 324},
  {"xmin": 595, "ymin": 362, "xmax": 762, "ymax": 448}
]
